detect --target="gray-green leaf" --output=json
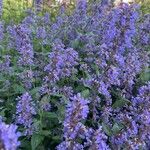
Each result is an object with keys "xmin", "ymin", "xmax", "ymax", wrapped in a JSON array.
[{"xmin": 31, "ymin": 134, "xmax": 44, "ymax": 150}]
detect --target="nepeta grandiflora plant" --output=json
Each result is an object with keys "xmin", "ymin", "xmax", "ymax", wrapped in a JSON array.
[{"xmin": 0, "ymin": 0, "xmax": 149, "ymax": 149}]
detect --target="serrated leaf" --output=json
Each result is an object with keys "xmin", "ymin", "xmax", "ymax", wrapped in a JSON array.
[
  {"xmin": 112, "ymin": 123, "xmax": 124, "ymax": 135},
  {"xmin": 30, "ymin": 87, "xmax": 40, "ymax": 95},
  {"xmin": 21, "ymin": 139, "xmax": 31, "ymax": 149},
  {"xmin": 102, "ymin": 122, "xmax": 112, "ymax": 136},
  {"xmin": 52, "ymin": 135, "xmax": 61, "ymax": 142},
  {"xmin": 38, "ymin": 130, "xmax": 51, "ymax": 136},
  {"xmin": 111, "ymin": 90, "xmax": 131, "ymax": 108},
  {"xmin": 33, "ymin": 120, "xmax": 41, "ymax": 130},
  {"xmin": 0, "ymin": 108, "xmax": 6, "ymax": 117},
  {"xmin": 112, "ymin": 98, "xmax": 131, "ymax": 109},
  {"xmin": 50, "ymin": 93, "xmax": 64, "ymax": 98},
  {"xmin": 71, "ymin": 40, "xmax": 80, "ymax": 49},
  {"xmin": 0, "ymin": 75, "xmax": 6, "ymax": 82},
  {"xmin": 81, "ymin": 89, "xmax": 90, "ymax": 98},
  {"xmin": 13, "ymin": 84, "xmax": 26, "ymax": 94},
  {"xmin": 42, "ymin": 112, "xmax": 57, "ymax": 119},
  {"xmin": 140, "ymin": 68, "xmax": 150, "ymax": 82},
  {"xmin": 92, "ymin": 64, "xmax": 100, "ymax": 75},
  {"xmin": 31, "ymin": 134, "xmax": 44, "ymax": 150},
  {"xmin": 41, "ymin": 95, "xmax": 49, "ymax": 102}
]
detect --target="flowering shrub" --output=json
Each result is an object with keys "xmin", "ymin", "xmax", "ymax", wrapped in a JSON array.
[{"xmin": 0, "ymin": 0, "xmax": 150, "ymax": 149}]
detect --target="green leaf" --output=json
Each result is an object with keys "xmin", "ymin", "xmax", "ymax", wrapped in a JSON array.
[
  {"xmin": 0, "ymin": 108, "xmax": 6, "ymax": 117},
  {"xmin": 112, "ymin": 98, "xmax": 131, "ymax": 109},
  {"xmin": 30, "ymin": 87, "xmax": 40, "ymax": 95},
  {"xmin": 31, "ymin": 134, "xmax": 44, "ymax": 150},
  {"xmin": 33, "ymin": 120, "xmax": 41, "ymax": 131},
  {"xmin": 92, "ymin": 64, "xmax": 100, "ymax": 75},
  {"xmin": 38, "ymin": 130, "xmax": 51, "ymax": 136},
  {"xmin": 0, "ymin": 74, "xmax": 6, "ymax": 82},
  {"xmin": 102, "ymin": 122, "xmax": 112, "ymax": 136},
  {"xmin": 112, "ymin": 123, "xmax": 124, "ymax": 135},
  {"xmin": 111, "ymin": 90, "xmax": 131, "ymax": 109},
  {"xmin": 20, "ymin": 139, "xmax": 31, "ymax": 149},
  {"xmin": 13, "ymin": 84, "xmax": 26, "ymax": 94},
  {"xmin": 42, "ymin": 112, "xmax": 57, "ymax": 119},
  {"xmin": 81, "ymin": 89, "xmax": 90, "ymax": 98},
  {"xmin": 71, "ymin": 40, "xmax": 80, "ymax": 49},
  {"xmin": 140, "ymin": 68, "xmax": 150, "ymax": 82},
  {"xmin": 50, "ymin": 93, "xmax": 64, "ymax": 98},
  {"xmin": 52, "ymin": 135, "xmax": 61, "ymax": 143}
]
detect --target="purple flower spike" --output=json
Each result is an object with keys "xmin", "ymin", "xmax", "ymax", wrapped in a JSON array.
[
  {"xmin": 0, "ymin": 119, "xmax": 20, "ymax": 150},
  {"xmin": 16, "ymin": 92, "xmax": 36, "ymax": 136}
]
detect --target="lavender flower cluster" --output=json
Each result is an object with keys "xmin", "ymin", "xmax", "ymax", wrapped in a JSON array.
[
  {"xmin": 16, "ymin": 92, "xmax": 36, "ymax": 136},
  {"xmin": 15, "ymin": 24, "xmax": 34, "ymax": 66},
  {"xmin": 57, "ymin": 93, "xmax": 89, "ymax": 150},
  {"xmin": 0, "ymin": 118, "xmax": 20, "ymax": 150},
  {"xmin": 44, "ymin": 40, "xmax": 79, "ymax": 83},
  {"xmin": 0, "ymin": 0, "xmax": 149, "ymax": 149},
  {"xmin": 110, "ymin": 82, "xmax": 150, "ymax": 149}
]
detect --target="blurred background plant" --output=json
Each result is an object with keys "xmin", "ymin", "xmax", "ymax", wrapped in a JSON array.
[
  {"xmin": 1, "ymin": 0, "xmax": 150, "ymax": 23},
  {"xmin": 136, "ymin": 0, "xmax": 150, "ymax": 13},
  {"xmin": 2, "ymin": 0, "xmax": 75, "ymax": 23},
  {"xmin": 2, "ymin": 0, "xmax": 30, "ymax": 23}
]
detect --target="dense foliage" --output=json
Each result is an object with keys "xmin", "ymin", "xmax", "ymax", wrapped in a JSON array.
[{"xmin": 0, "ymin": 0, "xmax": 150, "ymax": 149}]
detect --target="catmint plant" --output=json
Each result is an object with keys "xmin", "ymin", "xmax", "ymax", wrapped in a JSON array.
[{"xmin": 0, "ymin": 0, "xmax": 149, "ymax": 149}]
